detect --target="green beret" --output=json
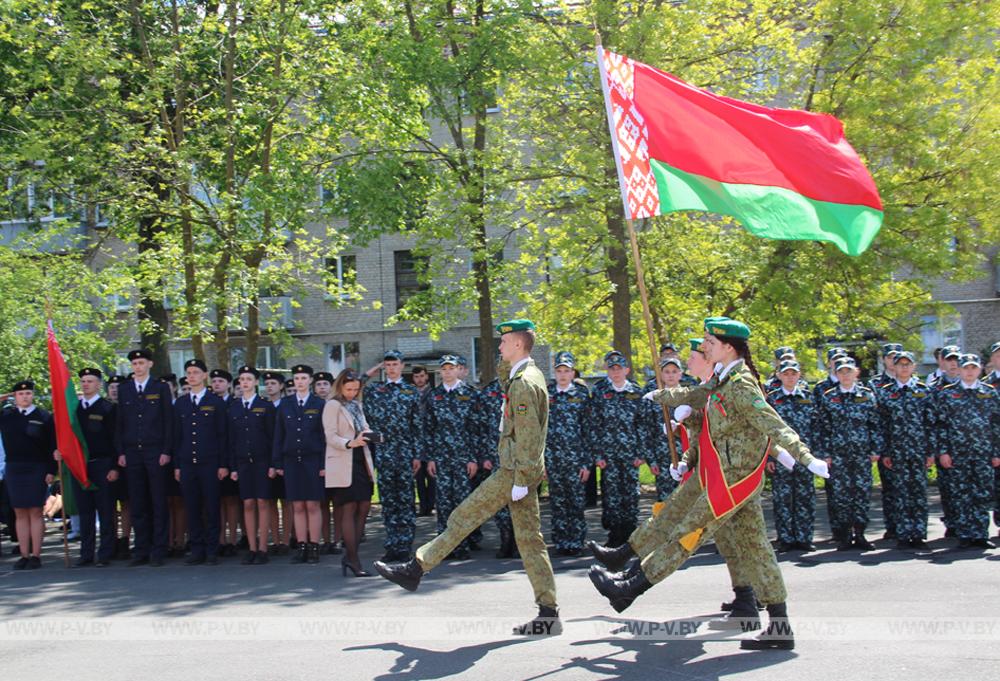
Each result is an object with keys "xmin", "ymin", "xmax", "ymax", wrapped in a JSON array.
[
  {"xmin": 688, "ymin": 337, "xmax": 704, "ymax": 353},
  {"xmin": 495, "ymin": 318, "xmax": 536, "ymax": 334},
  {"xmin": 704, "ymin": 318, "xmax": 751, "ymax": 340}
]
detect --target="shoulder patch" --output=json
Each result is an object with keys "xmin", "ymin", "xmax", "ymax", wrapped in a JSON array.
[{"xmin": 752, "ymin": 396, "xmax": 767, "ymax": 410}]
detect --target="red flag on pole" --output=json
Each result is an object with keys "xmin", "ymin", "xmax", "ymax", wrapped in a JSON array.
[{"xmin": 46, "ymin": 320, "xmax": 92, "ymax": 489}]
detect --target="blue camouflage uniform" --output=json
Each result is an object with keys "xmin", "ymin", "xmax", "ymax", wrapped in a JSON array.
[
  {"xmin": 423, "ymin": 377, "xmax": 481, "ymax": 554},
  {"xmin": 642, "ymin": 378, "xmax": 682, "ymax": 501},
  {"xmin": 815, "ymin": 381, "xmax": 884, "ymax": 543},
  {"xmin": 929, "ymin": 368, "xmax": 963, "ymax": 532},
  {"xmin": 878, "ymin": 377, "xmax": 935, "ymax": 543},
  {"xmin": 766, "ymin": 384, "xmax": 818, "ymax": 546},
  {"xmin": 588, "ymin": 373, "xmax": 650, "ymax": 545},
  {"xmin": 364, "ymin": 375, "xmax": 422, "ymax": 559},
  {"xmin": 934, "ymin": 374, "xmax": 1000, "ymax": 541},
  {"xmin": 546, "ymin": 378, "xmax": 591, "ymax": 551},
  {"xmin": 984, "ymin": 366, "xmax": 1000, "ymax": 522},
  {"xmin": 476, "ymin": 379, "xmax": 514, "ymax": 536}
]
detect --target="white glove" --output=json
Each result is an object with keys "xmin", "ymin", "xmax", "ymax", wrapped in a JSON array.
[
  {"xmin": 807, "ymin": 459, "xmax": 830, "ymax": 479},
  {"xmin": 511, "ymin": 485, "xmax": 529, "ymax": 502},
  {"xmin": 775, "ymin": 447, "xmax": 796, "ymax": 471},
  {"xmin": 669, "ymin": 461, "xmax": 688, "ymax": 481},
  {"xmin": 674, "ymin": 405, "xmax": 692, "ymax": 422},
  {"xmin": 642, "ymin": 391, "xmax": 656, "ymax": 402}
]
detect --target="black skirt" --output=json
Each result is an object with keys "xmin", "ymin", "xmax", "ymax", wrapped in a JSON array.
[
  {"xmin": 6, "ymin": 461, "xmax": 50, "ymax": 508},
  {"xmin": 237, "ymin": 460, "xmax": 272, "ymax": 500},
  {"xmin": 331, "ymin": 448, "xmax": 374, "ymax": 505}
]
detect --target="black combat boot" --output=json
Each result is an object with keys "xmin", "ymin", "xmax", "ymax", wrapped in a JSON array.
[
  {"xmin": 587, "ymin": 539, "xmax": 636, "ymax": 573},
  {"xmin": 709, "ymin": 586, "xmax": 762, "ymax": 631},
  {"xmin": 374, "ymin": 557, "xmax": 424, "ymax": 592},
  {"xmin": 588, "ymin": 560, "xmax": 652, "ymax": 613},
  {"xmin": 853, "ymin": 524, "xmax": 875, "ymax": 551},
  {"xmin": 495, "ymin": 526, "xmax": 515, "ymax": 559},
  {"xmin": 741, "ymin": 602, "xmax": 794, "ymax": 650},
  {"xmin": 836, "ymin": 527, "xmax": 855, "ymax": 551},
  {"xmin": 512, "ymin": 605, "xmax": 562, "ymax": 636},
  {"xmin": 290, "ymin": 542, "xmax": 307, "ymax": 564}
]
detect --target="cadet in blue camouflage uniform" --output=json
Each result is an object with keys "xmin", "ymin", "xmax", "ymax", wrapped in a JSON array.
[
  {"xmin": 477, "ymin": 375, "xmax": 516, "ymax": 557},
  {"xmin": 766, "ymin": 360, "xmax": 818, "ymax": 552},
  {"xmin": 869, "ymin": 343, "xmax": 904, "ymax": 540},
  {"xmin": 363, "ymin": 350, "xmax": 422, "ymax": 561},
  {"xmin": 764, "ymin": 347, "xmax": 797, "ymax": 393},
  {"xmin": 934, "ymin": 354, "xmax": 1000, "ymax": 549},
  {"xmin": 815, "ymin": 357, "xmax": 884, "ymax": 551},
  {"xmin": 546, "ymin": 352, "xmax": 592, "ymax": 556},
  {"xmin": 813, "ymin": 347, "xmax": 848, "ymax": 542},
  {"xmin": 877, "ymin": 351, "xmax": 935, "ymax": 550},
  {"xmin": 930, "ymin": 346, "xmax": 963, "ymax": 536},
  {"xmin": 423, "ymin": 354, "xmax": 481, "ymax": 559},
  {"xmin": 643, "ymin": 358, "xmax": 684, "ymax": 501},
  {"xmin": 659, "ymin": 343, "xmax": 698, "ymax": 387},
  {"xmin": 589, "ymin": 351, "xmax": 652, "ymax": 547},
  {"xmin": 984, "ymin": 342, "xmax": 1000, "ymax": 527}
]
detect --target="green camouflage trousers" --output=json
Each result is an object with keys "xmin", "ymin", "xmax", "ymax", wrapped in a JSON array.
[
  {"xmin": 629, "ymin": 475, "xmax": 787, "ymax": 605},
  {"xmin": 415, "ymin": 468, "xmax": 557, "ymax": 608}
]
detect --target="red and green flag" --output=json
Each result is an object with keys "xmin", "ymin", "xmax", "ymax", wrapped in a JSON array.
[
  {"xmin": 46, "ymin": 320, "xmax": 92, "ymax": 492},
  {"xmin": 597, "ymin": 48, "xmax": 883, "ymax": 256}
]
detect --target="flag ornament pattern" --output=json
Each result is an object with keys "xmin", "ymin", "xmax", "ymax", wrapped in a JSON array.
[
  {"xmin": 46, "ymin": 320, "xmax": 92, "ymax": 489},
  {"xmin": 597, "ymin": 47, "xmax": 884, "ymax": 256}
]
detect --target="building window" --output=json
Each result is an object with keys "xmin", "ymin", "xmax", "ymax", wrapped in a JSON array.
[
  {"xmin": 324, "ymin": 255, "xmax": 357, "ymax": 301},
  {"xmin": 325, "ymin": 342, "xmax": 361, "ymax": 376},
  {"xmin": 920, "ymin": 314, "xmax": 962, "ymax": 363},
  {"xmin": 394, "ymin": 250, "xmax": 429, "ymax": 309},
  {"xmin": 230, "ymin": 346, "xmax": 286, "ymax": 373}
]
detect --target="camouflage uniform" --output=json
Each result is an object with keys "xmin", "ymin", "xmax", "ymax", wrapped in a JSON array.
[
  {"xmin": 417, "ymin": 358, "xmax": 557, "ymax": 608},
  {"xmin": 643, "ymin": 379, "xmax": 681, "ymax": 500},
  {"xmin": 984, "ymin": 369, "xmax": 1000, "ymax": 522},
  {"xmin": 814, "ymin": 384, "xmax": 884, "ymax": 538},
  {"xmin": 588, "ymin": 379, "xmax": 650, "ymax": 543},
  {"xmin": 868, "ymin": 371, "xmax": 899, "ymax": 536},
  {"xmin": 477, "ymin": 379, "xmax": 513, "ymax": 535},
  {"xmin": 363, "ymin": 378, "xmax": 422, "ymax": 557},
  {"xmin": 934, "ymin": 380, "xmax": 1000, "ymax": 540},
  {"xmin": 766, "ymin": 385, "xmax": 818, "ymax": 546},
  {"xmin": 878, "ymin": 379, "xmax": 935, "ymax": 542},
  {"xmin": 636, "ymin": 363, "xmax": 816, "ymax": 603},
  {"xmin": 423, "ymin": 380, "xmax": 481, "ymax": 553},
  {"xmin": 546, "ymin": 380, "xmax": 591, "ymax": 551},
  {"xmin": 929, "ymin": 372, "xmax": 962, "ymax": 532}
]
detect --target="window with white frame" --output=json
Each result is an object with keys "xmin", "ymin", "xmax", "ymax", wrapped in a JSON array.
[
  {"xmin": 325, "ymin": 342, "xmax": 361, "ymax": 376},
  {"xmin": 324, "ymin": 255, "xmax": 357, "ymax": 301},
  {"xmin": 920, "ymin": 314, "xmax": 962, "ymax": 363}
]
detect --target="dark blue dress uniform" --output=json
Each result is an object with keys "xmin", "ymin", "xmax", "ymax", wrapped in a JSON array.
[
  {"xmin": 362, "ymin": 376, "xmax": 422, "ymax": 558},
  {"xmin": 0, "ymin": 397, "xmax": 56, "ymax": 509},
  {"xmin": 423, "ymin": 380, "xmax": 481, "ymax": 553},
  {"xmin": 766, "ymin": 385, "xmax": 819, "ymax": 547},
  {"xmin": 815, "ymin": 383, "xmax": 884, "ymax": 546},
  {"xmin": 934, "ymin": 376, "xmax": 1000, "ymax": 542},
  {"xmin": 73, "ymin": 392, "xmax": 119, "ymax": 564},
  {"xmin": 173, "ymin": 390, "xmax": 229, "ymax": 559},
  {"xmin": 114, "ymin": 374, "xmax": 173, "ymax": 563},
  {"xmin": 588, "ymin": 377, "xmax": 650, "ymax": 545},
  {"xmin": 878, "ymin": 379, "xmax": 936, "ymax": 544},
  {"xmin": 273, "ymin": 393, "xmax": 327, "ymax": 501},
  {"xmin": 546, "ymin": 379, "xmax": 591, "ymax": 552},
  {"xmin": 228, "ymin": 395, "xmax": 275, "ymax": 500}
]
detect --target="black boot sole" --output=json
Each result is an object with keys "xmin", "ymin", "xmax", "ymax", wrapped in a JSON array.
[
  {"xmin": 588, "ymin": 567, "xmax": 634, "ymax": 613},
  {"xmin": 740, "ymin": 637, "xmax": 795, "ymax": 650}
]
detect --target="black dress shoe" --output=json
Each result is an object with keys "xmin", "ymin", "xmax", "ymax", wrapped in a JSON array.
[
  {"xmin": 242, "ymin": 551, "xmax": 257, "ymax": 565},
  {"xmin": 796, "ymin": 542, "xmax": 816, "ymax": 552},
  {"xmin": 149, "ymin": 557, "xmax": 165, "ymax": 567},
  {"xmin": 74, "ymin": 558, "xmax": 95, "ymax": 567},
  {"xmin": 970, "ymin": 538, "xmax": 996, "ymax": 549},
  {"xmin": 129, "ymin": 556, "xmax": 150, "ymax": 567},
  {"xmin": 853, "ymin": 535, "xmax": 875, "ymax": 551},
  {"xmin": 374, "ymin": 558, "xmax": 424, "ymax": 591},
  {"xmin": 13, "ymin": 556, "xmax": 30, "ymax": 570},
  {"xmin": 28, "ymin": 556, "xmax": 41, "ymax": 569},
  {"xmin": 205, "ymin": 555, "xmax": 219, "ymax": 565},
  {"xmin": 185, "ymin": 554, "xmax": 206, "ymax": 565},
  {"xmin": 909, "ymin": 539, "xmax": 930, "ymax": 550},
  {"xmin": 255, "ymin": 552, "xmax": 269, "ymax": 565}
]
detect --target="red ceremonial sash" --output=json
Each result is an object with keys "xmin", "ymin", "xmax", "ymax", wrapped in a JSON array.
[
  {"xmin": 697, "ymin": 401, "xmax": 770, "ymax": 519},
  {"xmin": 679, "ymin": 425, "xmax": 693, "ymax": 483}
]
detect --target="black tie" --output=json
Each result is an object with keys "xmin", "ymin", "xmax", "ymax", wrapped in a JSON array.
[
  {"xmin": 192, "ymin": 395, "xmax": 198, "ymax": 406},
  {"xmin": 82, "ymin": 401, "xmax": 89, "ymax": 411},
  {"xmin": 137, "ymin": 384, "xmax": 144, "ymax": 396},
  {"xmin": 21, "ymin": 409, "xmax": 27, "ymax": 416},
  {"xmin": 298, "ymin": 399, "xmax": 305, "ymax": 408}
]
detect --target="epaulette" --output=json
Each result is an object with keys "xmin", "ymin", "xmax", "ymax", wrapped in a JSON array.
[
  {"xmin": 822, "ymin": 386, "xmax": 839, "ymax": 396},
  {"xmin": 765, "ymin": 387, "xmax": 781, "ymax": 397},
  {"xmin": 941, "ymin": 380, "xmax": 960, "ymax": 390},
  {"xmin": 914, "ymin": 381, "xmax": 928, "ymax": 389}
]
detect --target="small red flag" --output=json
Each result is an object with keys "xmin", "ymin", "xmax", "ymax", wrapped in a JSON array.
[{"xmin": 46, "ymin": 320, "xmax": 92, "ymax": 488}]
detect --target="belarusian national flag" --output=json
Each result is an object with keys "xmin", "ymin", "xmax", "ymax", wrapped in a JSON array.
[
  {"xmin": 46, "ymin": 320, "xmax": 92, "ymax": 489},
  {"xmin": 598, "ymin": 48, "xmax": 883, "ymax": 256}
]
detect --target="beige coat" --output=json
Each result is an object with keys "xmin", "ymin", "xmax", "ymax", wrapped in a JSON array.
[{"xmin": 323, "ymin": 399, "xmax": 375, "ymax": 488}]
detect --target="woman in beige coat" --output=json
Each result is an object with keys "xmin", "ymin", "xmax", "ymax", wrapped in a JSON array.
[{"xmin": 323, "ymin": 370, "xmax": 375, "ymax": 576}]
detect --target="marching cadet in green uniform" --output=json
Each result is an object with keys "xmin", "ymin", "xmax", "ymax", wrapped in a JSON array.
[
  {"xmin": 588, "ymin": 318, "xmax": 828, "ymax": 650},
  {"xmin": 375, "ymin": 319, "xmax": 562, "ymax": 637}
]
